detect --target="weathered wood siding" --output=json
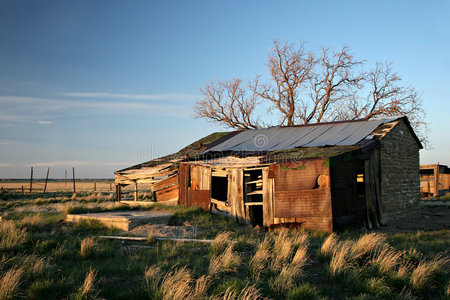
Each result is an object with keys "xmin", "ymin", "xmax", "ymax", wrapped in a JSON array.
[
  {"xmin": 273, "ymin": 159, "xmax": 333, "ymax": 232},
  {"xmin": 228, "ymin": 169, "xmax": 245, "ymax": 222},
  {"xmin": 262, "ymin": 167, "xmax": 274, "ymax": 227},
  {"xmin": 155, "ymin": 184, "xmax": 178, "ymax": 202}
]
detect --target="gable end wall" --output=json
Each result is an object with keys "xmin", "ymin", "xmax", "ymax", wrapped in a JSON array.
[{"xmin": 379, "ymin": 119, "xmax": 420, "ymax": 222}]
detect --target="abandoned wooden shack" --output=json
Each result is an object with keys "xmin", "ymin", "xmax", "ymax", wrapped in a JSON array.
[
  {"xmin": 115, "ymin": 116, "xmax": 422, "ymax": 232},
  {"xmin": 420, "ymin": 164, "xmax": 450, "ymax": 197}
]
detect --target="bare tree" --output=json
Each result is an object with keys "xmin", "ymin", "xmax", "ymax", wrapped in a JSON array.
[
  {"xmin": 195, "ymin": 40, "xmax": 427, "ymax": 143},
  {"xmin": 303, "ymin": 46, "xmax": 365, "ymax": 123},
  {"xmin": 251, "ymin": 41, "xmax": 314, "ymax": 126},
  {"xmin": 194, "ymin": 78, "xmax": 261, "ymax": 129}
]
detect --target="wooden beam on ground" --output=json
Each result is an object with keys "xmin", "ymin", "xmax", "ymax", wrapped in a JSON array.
[{"xmin": 98, "ymin": 235, "xmax": 236, "ymax": 244}]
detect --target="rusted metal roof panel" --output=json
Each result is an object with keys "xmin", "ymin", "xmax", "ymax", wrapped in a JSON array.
[{"xmin": 206, "ymin": 118, "xmax": 390, "ymax": 152}]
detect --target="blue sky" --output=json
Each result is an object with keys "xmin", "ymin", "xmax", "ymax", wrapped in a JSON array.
[{"xmin": 0, "ymin": 0, "xmax": 449, "ymax": 178}]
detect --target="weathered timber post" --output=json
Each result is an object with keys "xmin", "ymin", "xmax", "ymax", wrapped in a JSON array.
[
  {"xmin": 134, "ymin": 182, "xmax": 138, "ymax": 202},
  {"xmin": 21, "ymin": 185, "xmax": 24, "ymax": 194},
  {"xmin": 109, "ymin": 182, "xmax": 112, "ymax": 191},
  {"xmin": 72, "ymin": 167, "xmax": 76, "ymax": 193},
  {"xmin": 64, "ymin": 169, "xmax": 67, "ymax": 186},
  {"xmin": 29, "ymin": 166, "xmax": 34, "ymax": 192},
  {"xmin": 115, "ymin": 184, "xmax": 121, "ymax": 202},
  {"xmin": 94, "ymin": 180, "xmax": 96, "ymax": 192},
  {"xmin": 43, "ymin": 167, "xmax": 50, "ymax": 193}
]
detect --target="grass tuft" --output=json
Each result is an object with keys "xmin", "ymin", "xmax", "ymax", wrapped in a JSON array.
[
  {"xmin": 210, "ymin": 231, "xmax": 232, "ymax": 255},
  {"xmin": 370, "ymin": 246, "xmax": 401, "ymax": 274},
  {"xmin": 160, "ymin": 266, "xmax": 193, "ymax": 300},
  {"xmin": 249, "ymin": 236, "xmax": 271, "ymax": 279},
  {"xmin": 320, "ymin": 233, "xmax": 338, "ymax": 259},
  {"xmin": 144, "ymin": 265, "xmax": 162, "ymax": 292},
  {"xmin": 0, "ymin": 267, "xmax": 23, "ymax": 300},
  {"xmin": 209, "ymin": 244, "xmax": 241, "ymax": 277},
  {"xmin": 80, "ymin": 237, "xmax": 96, "ymax": 258}
]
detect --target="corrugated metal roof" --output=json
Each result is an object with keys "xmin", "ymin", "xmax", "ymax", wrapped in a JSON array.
[{"xmin": 205, "ymin": 118, "xmax": 396, "ymax": 153}]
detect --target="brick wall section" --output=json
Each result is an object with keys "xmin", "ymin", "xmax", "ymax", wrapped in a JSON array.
[{"xmin": 379, "ymin": 119, "xmax": 421, "ymax": 222}]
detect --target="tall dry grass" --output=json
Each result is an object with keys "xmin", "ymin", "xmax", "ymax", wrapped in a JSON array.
[
  {"xmin": 320, "ymin": 233, "xmax": 338, "ymax": 258},
  {"xmin": 0, "ymin": 220, "xmax": 27, "ymax": 250},
  {"xmin": 213, "ymin": 284, "xmax": 263, "ymax": 300},
  {"xmin": 351, "ymin": 233, "xmax": 386, "ymax": 260},
  {"xmin": 370, "ymin": 246, "xmax": 401, "ymax": 273},
  {"xmin": 75, "ymin": 267, "xmax": 97, "ymax": 300},
  {"xmin": 23, "ymin": 255, "xmax": 53, "ymax": 276},
  {"xmin": 20, "ymin": 214, "xmax": 43, "ymax": 228},
  {"xmin": 271, "ymin": 230, "xmax": 293, "ymax": 271},
  {"xmin": 210, "ymin": 231, "xmax": 232, "ymax": 255},
  {"xmin": 193, "ymin": 275, "xmax": 212, "ymax": 299},
  {"xmin": 410, "ymin": 253, "xmax": 450, "ymax": 290},
  {"xmin": 209, "ymin": 244, "xmax": 241, "ymax": 277},
  {"xmin": 160, "ymin": 267, "xmax": 193, "ymax": 300},
  {"xmin": 80, "ymin": 237, "xmax": 96, "ymax": 258},
  {"xmin": 144, "ymin": 265, "xmax": 162, "ymax": 292},
  {"xmin": 0, "ymin": 267, "xmax": 23, "ymax": 300},
  {"xmin": 249, "ymin": 236, "xmax": 271, "ymax": 279},
  {"xmin": 329, "ymin": 240, "xmax": 355, "ymax": 276}
]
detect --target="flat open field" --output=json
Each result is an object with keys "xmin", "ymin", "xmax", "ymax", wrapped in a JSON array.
[
  {"xmin": 0, "ymin": 191, "xmax": 449, "ymax": 299},
  {"xmin": 0, "ymin": 180, "xmax": 115, "ymax": 193}
]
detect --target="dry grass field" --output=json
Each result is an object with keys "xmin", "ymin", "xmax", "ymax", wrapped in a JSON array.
[
  {"xmin": 0, "ymin": 190, "xmax": 448, "ymax": 299},
  {"xmin": 0, "ymin": 180, "xmax": 115, "ymax": 193}
]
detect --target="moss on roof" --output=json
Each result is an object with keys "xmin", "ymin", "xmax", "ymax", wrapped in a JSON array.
[
  {"xmin": 262, "ymin": 145, "xmax": 360, "ymax": 163},
  {"xmin": 118, "ymin": 131, "xmax": 233, "ymax": 171}
]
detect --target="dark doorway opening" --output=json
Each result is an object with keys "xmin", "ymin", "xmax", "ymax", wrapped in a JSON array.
[
  {"xmin": 249, "ymin": 205, "xmax": 263, "ymax": 227},
  {"xmin": 211, "ymin": 175, "xmax": 228, "ymax": 202}
]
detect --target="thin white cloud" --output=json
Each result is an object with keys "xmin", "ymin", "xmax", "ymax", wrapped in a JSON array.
[
  {"xmin": 0, "ymin": 163, "xmax": 11, "ymax": 167},
  {"xmin": 0, "ymin": 94, "xmax": 192, "ymax": 124},
  {"xmin": 64, "ymin": 92, "xmax": 199, "ymax": 101},
  {"xmin": 0, "ymin": 141, "xmax": 12, "ymax": 145},
  {"xmin": 38, "ymin": 120, "xmax": 53, "ymax": 125}
]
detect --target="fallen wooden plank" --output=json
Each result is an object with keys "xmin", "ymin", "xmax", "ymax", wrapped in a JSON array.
[{"xmin": 98, "ymin": 235, "xmax": 236, "ymax": 244}]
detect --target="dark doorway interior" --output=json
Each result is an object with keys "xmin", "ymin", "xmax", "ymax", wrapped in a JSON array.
[
  {"xmin": 249, "ymin": 205, "xmax": 263, "ymax": 227},
  {"xmin": 211, "ymin": 175, "xmax": 228, "ymax": 202}
]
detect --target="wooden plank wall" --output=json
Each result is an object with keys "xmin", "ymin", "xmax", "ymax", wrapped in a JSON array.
[
  {"xmin": 178, "ymin": 163, "xmax": 189, "ymax": 206},
  {"xmin": 186, "ymin": 165, "xmax": 211, "ymax": 211},
  {"xmin": 155, "ymin": 185, "xmax": 178, "ymax": 202},
  {"xmin": 228, "ymin": 169, "xmax": 245, "ymax": 222},
  {"xmin": 262, "ymin": 168, "xmax": 274, "ymax": 227},
  {"xmin": 272, "ymin": 159, "xmax": 333, "ymax": 232}
]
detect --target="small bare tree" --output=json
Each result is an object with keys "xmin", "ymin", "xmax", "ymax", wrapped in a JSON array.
[{"xmin": 195, "ymin": 40, "xmax": 427, "ymax": 143}]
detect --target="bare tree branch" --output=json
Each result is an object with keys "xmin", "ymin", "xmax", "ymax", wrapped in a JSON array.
[{"xmin": 194, "ymin": 78, "xmax": 261, "ymax": 129}]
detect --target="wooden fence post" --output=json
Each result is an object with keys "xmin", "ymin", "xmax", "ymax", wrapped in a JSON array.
[
  {"xmin": 72, "ymin": 167, "xmax": 76, "ymax": 193},
  {"xmin": 94, "ymin": 180, "xmax": 96, "ymax": 192},
  {"xmin": 22, "ymin": 185, "xmax": 24, "ymax": 194},
  {"xmin": 43, "ymin": 167, "xmax": 50, "ymax": 193},
  {"xmin": 29, "ymin": 166, "xmax": 33, "ymax": 192},
  {"xmin": 65, "ymin": 169, "xmax": 67, "ymax": 186},
  {"xmin": 134, "ymin": 182, "xmax": 138, "ymax": 201},
  {"xmin": 115, "ymin": 185, "xmax": 121, "ymax": 202}
]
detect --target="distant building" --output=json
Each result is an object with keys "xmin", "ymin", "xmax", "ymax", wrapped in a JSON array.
[
  {"xmin": 420, "ymin": 164, "xmax": 450, "ymax": 197},
  {"xmin": 115, "ymin": 116, "xmax": 422, "ymax": 232}
]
